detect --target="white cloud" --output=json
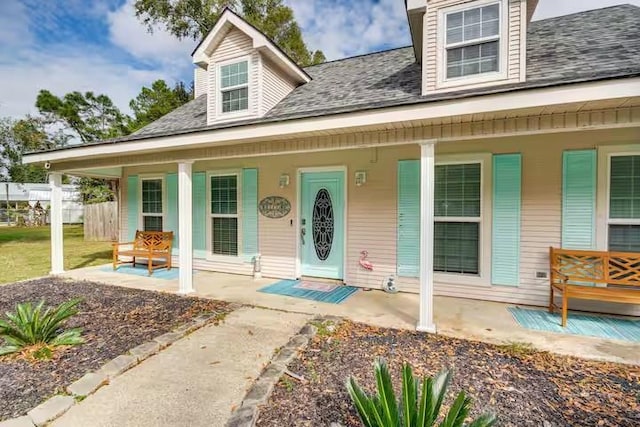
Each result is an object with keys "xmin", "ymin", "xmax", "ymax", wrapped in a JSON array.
[
  {"xmin": 286, "ymin": 0, "xmax": 411, "ymax": 60},
  {"xmin": 107, "ymin": 0, "xmax": 195, "ymax": 66},
  {"xmin": 0, "ymin": 0, "xmax": 195, "ymax": 118}
]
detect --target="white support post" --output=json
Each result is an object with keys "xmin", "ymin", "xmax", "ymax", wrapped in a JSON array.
[
  {"xmin": 417, "ymin": 140, "xmax": 437, "ymax": 333},
  {"xmin": 178, "ymin": 161, "xmax": 194, "ymax": 294},
  {"xmin": 49, "ymin": 172, "xmax": 64, "ymax": 274}
]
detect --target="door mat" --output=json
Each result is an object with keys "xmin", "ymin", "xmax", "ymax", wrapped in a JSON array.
[
  {"xmin": 508, "ymin": 307, "xmax": 640, "ymax": 343},
  {"xmin": 294, "ymin": 280, "xmax": 339, "ymax": 292},
  {"xmin": 100, "ymin": 265, "xmax": 194, "ymax": 281},
  {"xmin": 258, "ymin": 279, "xmax": 358, "ymax": 304}
]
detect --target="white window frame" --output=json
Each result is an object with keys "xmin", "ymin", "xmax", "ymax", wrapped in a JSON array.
[
  {"xmin": 206, "ymin": 170, "xmax": 243, "ymax": 262},
  {"xmin": 216, "ymin": 56, "xmax": 251, "ymax": 119},
  {"xmin": 436, "ymin": 0, "xmax": 508, "ymax": 89},
  {"xmin": 434, "ymin": 153, "xmax": 492, "ymax": 286},
  {"xmin": 596, "ymin": 145, "xmax": 640, "ymax": 251},
  {"xmin": 139, "ymin": 176, "xmax": 165, "ymax": 232}
]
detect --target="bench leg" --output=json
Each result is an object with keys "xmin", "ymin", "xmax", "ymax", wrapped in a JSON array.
[
  {"xmin": 148, "ymin": 257, "xmax": 153, "ymax": 276},
  {"xmin": 548, "ymin": 286, "xmax": 554, "ymax": 313},
  {"xmin": 561, "ymin": 291, "xmax": 568, "ymax": 327},
  {"xmin": 167, "ymin": 255, "xmax": 172, "ymax": 270},
  {"xmin": 113, "ymin": 250, "xmax": 117, "ymax": 271},
  {"xmin": 133, "ymin": 257, "xmax": 136, "ymax": 268}
]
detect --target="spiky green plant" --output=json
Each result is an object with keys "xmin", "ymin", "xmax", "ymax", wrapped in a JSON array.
[
  {"xmin": 347, "ymin": 359, "xmax": 497, "ymax": 427},
  {"xmin": 0, "ymin": 298, "xmax": 84, "ymax": 356}
]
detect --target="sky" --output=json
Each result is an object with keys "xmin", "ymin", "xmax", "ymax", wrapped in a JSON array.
[{"xmin": 0, "ymin": 0, "xmax": 638, "ymax": 118}]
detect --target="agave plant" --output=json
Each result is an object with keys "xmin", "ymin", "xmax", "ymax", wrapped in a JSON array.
[
  {"xmin": 347, "ymin": 359, "xmax": 496, "ymax": 427},
  {"xmin": 0, "ymin": 298, "xmax": 84, "ymax": 356}
]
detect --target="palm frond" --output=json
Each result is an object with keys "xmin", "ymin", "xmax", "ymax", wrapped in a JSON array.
[
  {"xmin": 374, "ymin": 359, "xmax": 399, "ymax": 426},
  {"xmin": 0, "ymin": 298, "xmax": 84, "ymax": 356}
]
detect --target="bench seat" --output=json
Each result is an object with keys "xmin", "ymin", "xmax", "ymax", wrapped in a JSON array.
[
  {"xmin": 549, "ymin": 247, "xmax": 640, "ymax": 326},
  {"xmin": 112, "ymin": 231, "xmax": 173, "ymax": 276}
]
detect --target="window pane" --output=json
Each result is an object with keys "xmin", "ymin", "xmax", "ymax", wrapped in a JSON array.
[
  {"xmin": 221, "ymin": 87, "xmax": 249, "ymax": 113},
  {"xmin": 446, "ymin": 41, "xmax": 498, "ymax": 78},
  {"xmin": 220, "ymin": 61, "xmax": 248, "ymax": 89},
  {"xmin": 210, "ymin": 175, "xmax": 237, "ymax": 214},
  {"xmin": 142, "ymin": 179, "xmax": 163, "ymax": 214},
  {"xmin": 447, "ymin": 4, "xmax": 499, "ymax": 46},
  {"xmin": 609, "ymin": 225, "xmax": 640, "ymax": 252},
  {"xmin": 434, "ymin": 222, "xmax": 479, "ymax": 274},
  {"xmin": 143, "ymin": 216, "xmax": 163, "ymax": 232},
  {"xmin": 212, "ymin": 217, "xmax": 238, "ymax": 255},
  {"xmin": 610, "ymin": 155, "xmax": 640, "ymax": 219},
  {"xmin": 435, "ymin": 163, "xmax": 481, "ymax": 217}
]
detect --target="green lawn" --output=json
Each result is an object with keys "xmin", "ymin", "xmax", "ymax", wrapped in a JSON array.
[{"xmin": 0, "ymin": 225, "xmax": 112, "ymax": 284}]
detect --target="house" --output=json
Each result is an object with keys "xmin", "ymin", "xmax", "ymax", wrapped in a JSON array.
[
  {"xmin": 23, "ymin": 1, "xmax": 640, "ymax": 331},
  {"xmin": 0, "ymin": 182, "xmax": 83, "ymax": 224}
]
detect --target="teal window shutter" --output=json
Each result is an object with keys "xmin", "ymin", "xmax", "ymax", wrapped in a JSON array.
[
  {"xmin": 491, "ymin": 154, "xmax": 522, "ymax": 286},
  {"xmin": 397, "ymin": 160, "xmax": 420, "ymax": 277},
  {"xmin": 562, "ymin": 150, "xmax": 596, "ymax": 249},
  {"xmin": 126, "ymin": 175, "xmax": 139, "ymax": 241},
  {"xmin": 192, "ymin": 172, "xmax": 207, "ymax": 257},
  {"xmin": 166, "ymin": 173, "xmax": 179, "ymax": 249},
  {"xmin": 242, "ymin": 168, "xmax": 259, "ymax": 261}
]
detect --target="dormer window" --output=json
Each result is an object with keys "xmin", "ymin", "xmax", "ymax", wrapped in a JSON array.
[
  {"xmin": 220, "ymin": 59, "xmax": 249, "ymax": 113},
  {"xmin": 445, "ymin": 3, "xmax": 500, "ymax": 79}
]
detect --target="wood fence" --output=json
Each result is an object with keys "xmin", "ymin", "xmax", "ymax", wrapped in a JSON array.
[{"xmin": 84, "ymin": 202, "xmax": 118, "ymax": 241}]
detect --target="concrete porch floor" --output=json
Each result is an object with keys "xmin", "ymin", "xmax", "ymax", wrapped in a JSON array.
[{"xmin": 61, "ymin": 265, "xmax": 640, "ymax": 365}]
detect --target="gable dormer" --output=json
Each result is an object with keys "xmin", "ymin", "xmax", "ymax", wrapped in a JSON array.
[
  {"xmin": 407, "ymin": 0, "xmax": 538, "ymax": 95},
  {"xmin": 192, "ymin": 9, "xmax": 310, "ymax": 125}
]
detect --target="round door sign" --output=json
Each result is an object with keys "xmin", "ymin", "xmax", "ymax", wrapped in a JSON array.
[{"xmin": 259, "ymin": 196, "xmax": 291, "ymax": 219}]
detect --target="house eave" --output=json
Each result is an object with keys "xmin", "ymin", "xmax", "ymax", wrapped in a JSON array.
[{"xmin": 22, "ymin": 77, "xmax": 640, "ymax": 166}]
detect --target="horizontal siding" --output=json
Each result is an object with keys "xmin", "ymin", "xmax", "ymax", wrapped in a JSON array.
[
  {"xmin": 424, "ymin": 0, "xmax": 524, "ymax": 93},
  {"xmin": 118, "ymin": 128, "xmax": 640, "ymax": 316},
  {"xmin": 261, "ymin": 57, "xmax": 296, "ymax": 115},
  {"xmin": 194, "ymin": 66, "xmax": 208, "ymax": 99},
  {"xmin": 207, "ymin": 28, "xmax": 254, "ymax": 125}
]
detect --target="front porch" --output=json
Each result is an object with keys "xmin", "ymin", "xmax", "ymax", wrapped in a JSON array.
[{"xmin": 61, "ymin": 265, "xmax": 640, "ymax": 364}]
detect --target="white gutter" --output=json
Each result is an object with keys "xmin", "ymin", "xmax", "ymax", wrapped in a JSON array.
[{"xmin": 23, "ymin": 77, "xmax": 640, "ymax": 164}]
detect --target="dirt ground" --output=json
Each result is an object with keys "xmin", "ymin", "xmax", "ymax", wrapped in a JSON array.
[
  {"xmin": 0, "ymin": 277, "xmax": 232, "ymax": 420},
  {"xmin": 257, "ymin": 321, "xmax": 640, "ymax": 427}
]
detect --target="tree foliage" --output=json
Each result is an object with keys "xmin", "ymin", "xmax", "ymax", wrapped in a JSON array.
[
  {"xmin": 134, "ymin": 0, "xmax": 325, "ymax": 66},
  {"xmin": 128, "ymin": 80, "xmax": 193, "ymax": 132},
  {"xmin": 0, "ymin": 116, "xmax": 61, "ymax": 183},
  {"xmin": 36, "ymin": 90, "xmax": 130, "ymax": 144}
]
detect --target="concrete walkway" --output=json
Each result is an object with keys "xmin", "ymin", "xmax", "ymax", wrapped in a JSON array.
[{"xmin": 51, "ymin": 307, "xmax": 311, "ymax": 427}]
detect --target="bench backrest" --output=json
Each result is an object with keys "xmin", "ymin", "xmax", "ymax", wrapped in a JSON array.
[
  {"xmin": 133, "ymin": 230, "xmax": 173, "ymax": 252},
  {"xmin": 550, "ymin": 247, "xmax": 640, "ymax": 287}
]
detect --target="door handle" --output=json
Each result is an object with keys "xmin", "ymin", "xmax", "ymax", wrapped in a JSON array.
[{"xmin": 301, "ymin": 227, "xmax": 306, "ymax": 245}]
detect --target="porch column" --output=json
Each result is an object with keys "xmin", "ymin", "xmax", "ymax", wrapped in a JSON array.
[
  {"xmin": 417, "ymin": 140, "xmax": 437, "ymax": 333},
  {"xmin": 49, "ymin": 172, "xmax": 64, "ymax": 274},
  {"xmin": 178, "ymin": 161, "xmax": 194, "ymax": 294}
]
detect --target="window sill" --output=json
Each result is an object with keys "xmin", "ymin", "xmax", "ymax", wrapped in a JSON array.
[
  {"xmin": 204, "ymin": 254, "xmax": 247, "ymax": 265},
  {"xmin": 434, "ymin": 272, "xmax": 490, "ymax": 287}
]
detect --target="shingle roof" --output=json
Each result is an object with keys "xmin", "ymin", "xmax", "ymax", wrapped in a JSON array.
[{"xmin": 114, "ymin": 4, "xmax": 640, "ymax": 142}]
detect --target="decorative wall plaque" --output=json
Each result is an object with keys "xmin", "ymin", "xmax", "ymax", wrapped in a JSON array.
[{"xmin": 259, "ymin": 196, "xmax": 291, "ymax": 219}]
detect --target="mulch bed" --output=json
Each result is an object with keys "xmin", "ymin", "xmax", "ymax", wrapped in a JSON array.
[
  {"xmin": 257, "ymin": 321, "xmax": 640, "ymax": 427},
  {"xmin": 0, "ymin": 277, "xmax": 232, "ymax": 421}
]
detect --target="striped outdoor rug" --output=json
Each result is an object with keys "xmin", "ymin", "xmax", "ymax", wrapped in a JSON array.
[
  {"xmin": 101, "ymin": 265, "xmax": 191, "ymax": 280},
  {"xmin": 258, "ymin": 279, "xmax": 358, "ymax": 304},
  {"xmin": 508, "ymin": 307, "xmax": 640, "ymax": 342}
]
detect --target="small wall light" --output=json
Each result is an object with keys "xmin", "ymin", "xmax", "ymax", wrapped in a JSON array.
[
  {"xmin": 279, "ymin": 173, "xmax": 290, "ymax": 188},
  {"xmin": 355, "ymin": 171, "xmax": 367, "ymax": 187}
]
